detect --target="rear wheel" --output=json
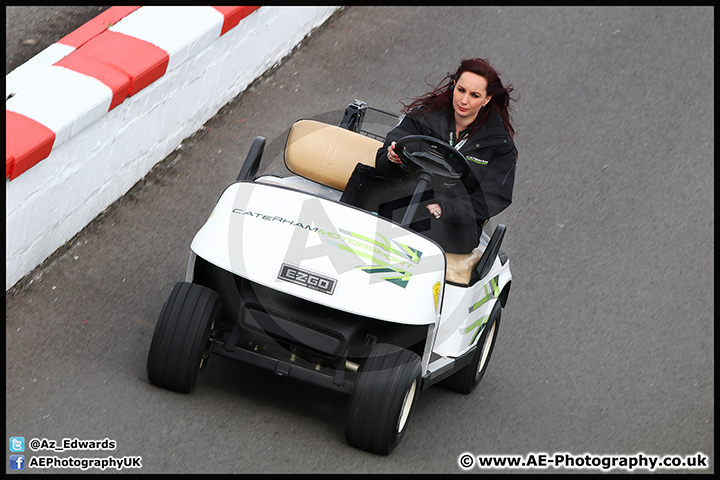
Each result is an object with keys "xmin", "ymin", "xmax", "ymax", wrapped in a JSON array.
[
  {"xmin": 147, "ymin": 282, "xmax": 220, "ymax": 393},
  {"xmin": 442, "ymin": 302, "xmax": 501, "ymax": 394},
  {"xmin": 345, "ymin": 343, "xmax": 422, "ymax": 455}
]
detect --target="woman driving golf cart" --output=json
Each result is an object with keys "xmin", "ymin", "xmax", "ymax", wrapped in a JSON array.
[{"xmin": 345, "ymin": 58, "xmax": 517, "ymax": 254}]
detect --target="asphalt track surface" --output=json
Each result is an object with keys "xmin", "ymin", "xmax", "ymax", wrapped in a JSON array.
[{"xmin": 6, "ymin": 6, "xmax": 714, "ymax": 474}]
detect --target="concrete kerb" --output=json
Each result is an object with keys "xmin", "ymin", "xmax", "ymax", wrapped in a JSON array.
[{"xmin": 6, "ymin": 6, "xmax": 340, "ymax": 291}]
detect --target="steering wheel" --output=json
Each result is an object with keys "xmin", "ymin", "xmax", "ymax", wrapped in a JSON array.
[
  {"xmin": 392, "ymin": 135, "xmax": 471, "ymax": 227},
  {"xmin": 393, "ymin": 135, "xmax": 470, "ymax": 188}
]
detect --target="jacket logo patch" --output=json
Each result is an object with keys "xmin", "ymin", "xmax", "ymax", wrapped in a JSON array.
[{"xmin": 466, "ymin": 156, "xmax": 488, "ymax": 165}]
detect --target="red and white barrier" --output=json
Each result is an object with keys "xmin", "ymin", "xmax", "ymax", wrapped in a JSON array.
[{"xmin": 6, "ymin": 6, "xmax": 338, "ymax": 290}]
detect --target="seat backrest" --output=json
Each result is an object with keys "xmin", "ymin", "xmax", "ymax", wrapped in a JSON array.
[{"xmin": 285, "ymin": 119, "xmax": 382, "ymax": 191}]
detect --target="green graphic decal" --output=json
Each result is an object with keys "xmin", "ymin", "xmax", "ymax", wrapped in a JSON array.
[
  {"xmin": 468, "ymin": 275, "xmax": 500, "ymax": 314},
  {"xmin": 332, "ymin": 229, "xmax": 423, "ymax": 288},
  {"xmin": 339, "ymin": 230, "xmax": 423, "ymax": 263},
  {"xmin": 463, "ymin": 275, "xmax": 500, "ymax": 343},
  {"xmin": 356, "ymin": 266, "xmax": 413, "ymax": 288},
  {"xmin": 463, "ymin": 314, "xmax": 490, "ymax": 345},
  {"xmin": 395, "ymin": 241, "xmax": 423, "ymax": 264}
]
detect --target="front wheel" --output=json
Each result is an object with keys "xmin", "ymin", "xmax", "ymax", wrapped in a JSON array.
[
  {"xmin": 147, "ymin": 282, "xmax": 220, "ymax": 393},
  {"xmin": 345, "ymin": 343, "xmax": 422, "ymax": 455}
]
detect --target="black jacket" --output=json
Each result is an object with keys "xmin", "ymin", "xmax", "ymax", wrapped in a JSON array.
[{"xmin": 375, "ymin": 107, "xmax": 516, "ymax": 229}]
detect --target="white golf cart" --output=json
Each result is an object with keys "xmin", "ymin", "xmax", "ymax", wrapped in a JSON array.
[{"xmin": 147, "ymin": 101, "xmax": 512, "ymax": 455}]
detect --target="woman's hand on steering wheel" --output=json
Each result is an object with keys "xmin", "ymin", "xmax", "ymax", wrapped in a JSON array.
[
  {"xmin": 387, "ymin": 141, "xmax": 402, "ymax": 164},
  {"xmin": 427, "ymin": 203, "xmax": 442, "ymax": 218}
]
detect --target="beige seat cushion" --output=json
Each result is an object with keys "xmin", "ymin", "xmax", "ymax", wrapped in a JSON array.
[
  {"xmin": 445, "ymin": 248, "xmax": 484, "ymax": 285},
  {"xmin": 285, "ymin": 119, "xmax": 382, "ymax": 191}
]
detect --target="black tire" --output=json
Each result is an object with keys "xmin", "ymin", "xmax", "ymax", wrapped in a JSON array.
[
  {"xmin": 442, "ymin": 302, "xmax": 501, "ymax": 394},
  {"xmin": 147, "ymin": 282, "xmax": 220, "ymax": 393},
  {"xmin": 345, "ymin": 343, "xmax": 422, "ymax": 455}
]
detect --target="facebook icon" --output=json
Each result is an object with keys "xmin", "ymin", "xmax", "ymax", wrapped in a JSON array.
[{"xmin": 10, "ymin": 455, "xmax": 25, "ymax": 470}]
